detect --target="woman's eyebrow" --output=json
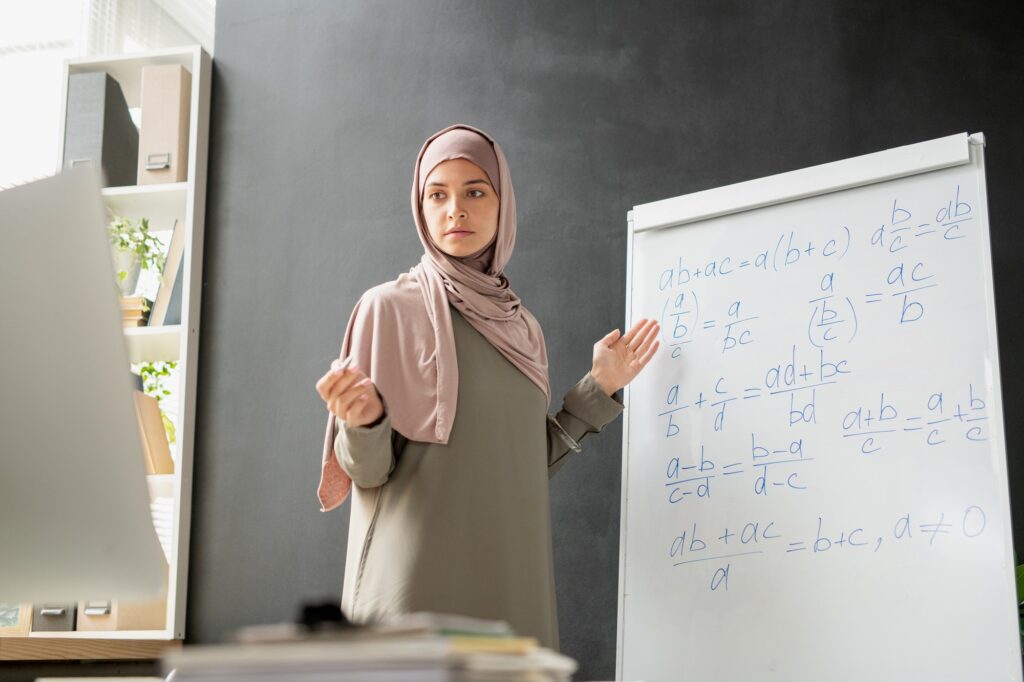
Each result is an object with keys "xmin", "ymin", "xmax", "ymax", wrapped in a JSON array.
[{"xmin": 425, "ymin": 179, "xmax": 490, "ymax": 188}]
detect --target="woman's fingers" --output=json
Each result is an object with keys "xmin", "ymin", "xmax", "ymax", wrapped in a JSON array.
[
  {"xmin": 622, "ymin": 318, "xmax": 658, "ymax": 351},
  {"xmin": 315, "ymin": 367, "xmax": 346, "ymax": 401},
  {"xmin": 329, "ymin": 375, "xmax": 371, "ymax": 407},
  {"xmin": 317, "ymin": 361, "xmax": 366, "ymax": 403},
  {"xmin": 328, "ymin": 371, "xmax": 362, "ymax": 401},
  {"xmin": 619, "ymin": 318, "xmax": 650, "ymax": 348},
  {"xmin": 317, "ymin": 360, "xmax": 357, "ymax": 398},
  {"xmin": 330, "ymin": 380, "xmax": 373, "ymax": 420},
  {"xmin": 632, "ymin": 320, "xmax": 660, "ymax": 357},
  {"xmin": 639, "ymin": 339, "xmax": 660, "ymax": 367},
  {"xmin": 318, "ymin": 357, "xmax": 383, "ymax": 425},
  {"xmin": 600, "ymin": 328, "xmax": 622, "ymax": 347}
]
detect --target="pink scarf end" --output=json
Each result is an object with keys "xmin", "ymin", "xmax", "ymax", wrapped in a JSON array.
[{"xmin": 319, "ymin": 411, "xmax": 353, "ymax": 512}]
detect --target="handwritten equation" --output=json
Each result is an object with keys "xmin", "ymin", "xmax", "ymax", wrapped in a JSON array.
[
  {"xmin": 656, "ymin": 184, "xmax": 974, "ymax": 358},
  {"xmin": 667, "ymin": 505, "xmax": 987, "ymax": 592},
  {"xmin": 633, "ymin": 177, "xmax": 1003, "ymax": 593}
]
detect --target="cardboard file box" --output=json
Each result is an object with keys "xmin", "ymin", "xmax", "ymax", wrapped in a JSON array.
[
  {"xmin": 62, "ymin": 72, "xmax": 138, "ymax": 187},
  {"xmin": 75, "ymin": 600, "xmax": 115, "ymax": 631},
  {"xmin": 77, "ymin": 561, "xmax": 169, "ymax": 631},
  {"xmin": 76, "ymin": 596, "xmax": 167, "ymax": 632},
  {"xmin": 31, "ymin": 603, "xmax": 76, "ymax": 632},
  {"xmin": 114, "ymin": 592, "xmax": 167, "ymax": 631},
  {"xmin": 137, "ymin": 64, "xmax": 192, "ymax": 185}
]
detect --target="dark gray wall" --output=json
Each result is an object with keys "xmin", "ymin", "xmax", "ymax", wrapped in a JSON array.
[{"xmin": 187, "ymin": 2, "xmax": 1024, "ymax": 680}]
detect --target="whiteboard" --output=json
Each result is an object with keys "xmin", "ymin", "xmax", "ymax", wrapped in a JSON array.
[{"xmin": 616, "ymin": 133, "xmax": 1021, "ymax": 682}]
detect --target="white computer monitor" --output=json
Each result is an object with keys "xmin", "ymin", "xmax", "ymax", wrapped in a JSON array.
[{"xmin": 0, "ymin": 166, "xmax": 166, "ymax": 603}]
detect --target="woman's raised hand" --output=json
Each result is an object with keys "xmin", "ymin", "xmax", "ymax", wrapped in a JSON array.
[
  {"xmin": 590, "ymin": 318, "xmax": 660, "ymax": 396},
  {"xmin": 316, "ymin": 359, "xmax": 385, "ymax": 428}
]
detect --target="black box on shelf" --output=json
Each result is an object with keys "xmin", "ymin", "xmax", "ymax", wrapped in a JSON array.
[
  {"xmin": 31, "ymin": 603, "xmax": 77, "ymax": 632},
  {"xmin": 62, "ymin": 71, "xmax": 139, "ymax": 188}
]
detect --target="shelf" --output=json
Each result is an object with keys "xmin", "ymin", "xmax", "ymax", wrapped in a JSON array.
[
  {"xmin": 103, "ymin": 182, "xmax": 186, "ymax": 197},
  {"xmin": 101, "ymin": 183, "xmax": 187, "ymax": 232},
  {"xmin": 0, "ymin": 635, "xmax": 180, "ymax": 661},
  {"xmin": 55, "ymin": 43, "xmax": 210, "ymax": 648},
  {"xmin": 124, "ymin": 325, "xmax": 181, "ymax": 363},
  {"xmin": 24, "ymin": 629, "xmax": 173, "ymax": 639}
]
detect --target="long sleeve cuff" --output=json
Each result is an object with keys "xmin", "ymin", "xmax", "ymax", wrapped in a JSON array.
[
  {"xmin": 334, "ymin": 391, "xmax": 394, "ymax": 488},
  {"xmin": 546, "ymin": 371, "xmax": 624, "ymax": 476},
  {"xmin": 562, "ymin": 371, "xmax": 624, "ymax": 432}
]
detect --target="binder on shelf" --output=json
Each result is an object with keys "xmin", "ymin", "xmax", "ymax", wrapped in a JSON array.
[
  {"xmin": 163, "ymin": 257, "xmax": 184, "ymax": 326},
  {"xmin": 132, "ymin": 390, "xmax": 174, "ymax": 475},
  {"xmin": 137, "ymin": 64, "xmax": 191, "ymax": 185},
  {"xmin": 63, "ymin": 72, "xmax": 138, "ymax": 187},
  {"xmin": 31, "ymin": 603, "xmax": 76, "ymax": 632},
  {"xmin": 148, "ymin": 219, "xmax": 184, "ymax": 327}
]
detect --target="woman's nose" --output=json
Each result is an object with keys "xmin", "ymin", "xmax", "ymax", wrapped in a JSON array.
[{"xmin": 447, "ymin": 200, "xmax": 467, "ymax": 220}]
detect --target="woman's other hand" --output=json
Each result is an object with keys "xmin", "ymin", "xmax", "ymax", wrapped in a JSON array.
[
  {"xmin": 316, "ymin": 359, "xmax": 385, "ymax": 427},
  {"xmin": 590, "ymin": 318, "xmax": 660, "ymax": 396}
]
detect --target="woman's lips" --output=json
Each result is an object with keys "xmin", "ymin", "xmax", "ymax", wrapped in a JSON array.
[{"xmin": 446, "ymin": 230, "xmax": 474, "ymax": 239}]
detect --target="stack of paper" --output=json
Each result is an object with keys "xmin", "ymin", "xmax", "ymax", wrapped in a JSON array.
[{"xmin": 163, "ymin": 612, "xmax": 577, "ymax": 681}]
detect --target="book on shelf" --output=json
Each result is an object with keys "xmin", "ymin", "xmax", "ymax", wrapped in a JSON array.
[
  {"xmin": 163, "ymin": 255, "xmax": 184, "ymax": 326},
  {"xmin": 120, "ymin": 295, "xmax": 151, "ymax": 310},
  {"xmin": 120, "ymin": 294, "xmax": 152, "ymax": 327},
  {"xmin": 132, "ymin": 390, "xmax": 174, "ymax": 475},
  {"xmin": 148, "ymin": 218, "xmax": 184, "ymax": 327},
  {"xmin": 122, "ymin": 313, "xmax": 150, "ymax": 326}
]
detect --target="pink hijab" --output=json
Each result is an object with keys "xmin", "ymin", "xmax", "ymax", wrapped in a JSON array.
[{"xmin": 317, "ymin": 123, "xmax": 551, "ymax": 512}]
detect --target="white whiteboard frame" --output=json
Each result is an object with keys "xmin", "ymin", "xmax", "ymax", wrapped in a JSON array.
[
  {"xmin": 616, "ymin": 131, "xmax": 1016, "ymax": 680},
  {"xmin": 632, "ymin": 132, "xmax": 973, "ymax": 234}
]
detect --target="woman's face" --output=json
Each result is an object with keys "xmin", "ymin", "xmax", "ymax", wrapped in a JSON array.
[{"xmin": 421, "ymin": 158, "xmax": 499, "ymax": 258}]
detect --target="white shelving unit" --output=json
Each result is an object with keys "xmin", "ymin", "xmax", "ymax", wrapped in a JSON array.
[{"xmin": 0, "ymin": 45, "xmax": 211, "ymax": 661}]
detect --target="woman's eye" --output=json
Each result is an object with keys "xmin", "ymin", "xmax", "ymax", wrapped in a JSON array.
[
  {"xmin": 428, "ymin": 191, "xmax": 444, "ymax": 200},
  {"xmin": 468, "ymin": 189, "xmax": 484, "ymax": 198}
]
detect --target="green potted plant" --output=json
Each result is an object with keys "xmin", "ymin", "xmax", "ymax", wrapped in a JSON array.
[
  {"xmin": 107, "ymin": 212, "xmax": 166, "ymax": 298},
  {"xmin": 138, "ymin": 360, "xmax": 178, "ymax": 447}
]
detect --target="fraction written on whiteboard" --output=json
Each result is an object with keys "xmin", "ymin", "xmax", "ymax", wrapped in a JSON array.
[
  {"xmin": 666, "ymin": 504, "xmax": 988, "ymax": 593},
  {"xmin": 657, "ymin": 183, "xmax": 973, "ymax": 354},
  {"xmin": 641, "ymin": 180, "xmax": 993, "ymax": 591}
]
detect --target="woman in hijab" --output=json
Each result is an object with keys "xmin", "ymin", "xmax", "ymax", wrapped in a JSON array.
[{"xmin": 314, "ymin": 123, "xmax": 659, "ymax": 651}]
